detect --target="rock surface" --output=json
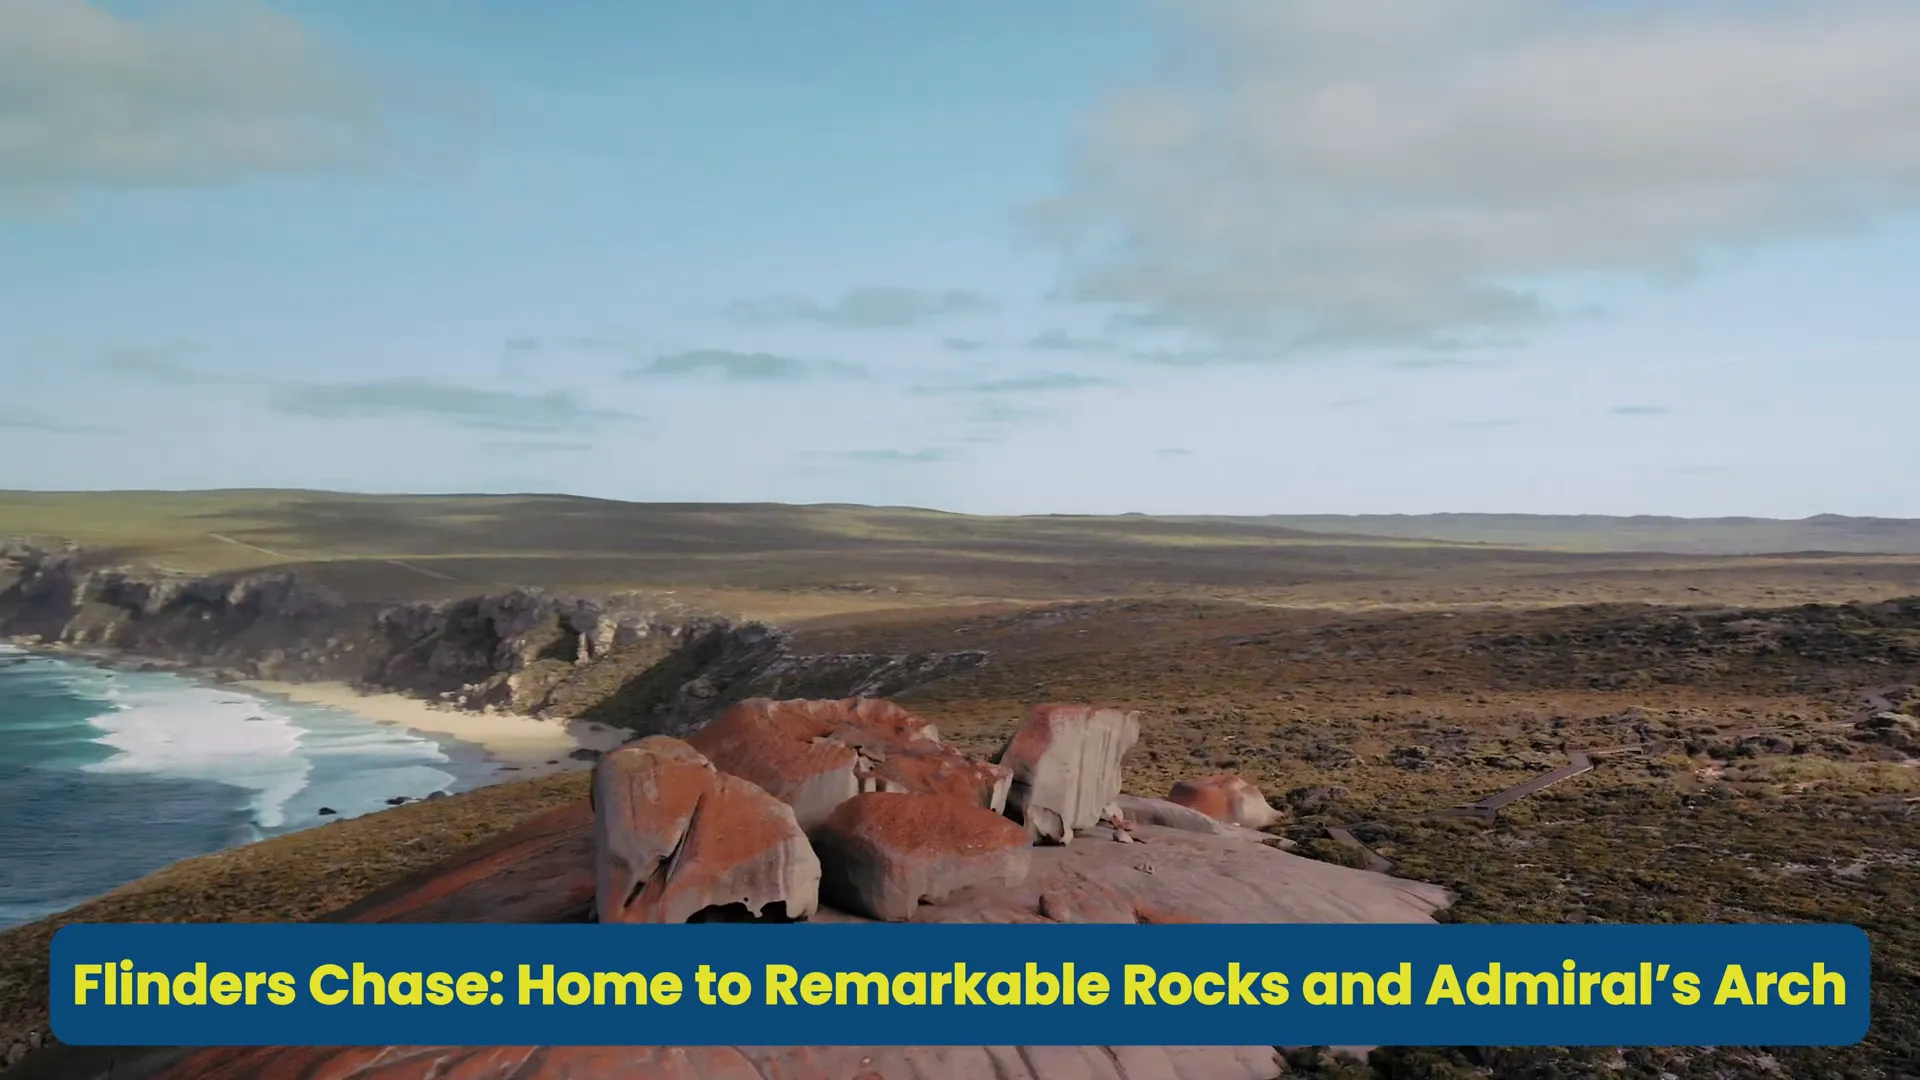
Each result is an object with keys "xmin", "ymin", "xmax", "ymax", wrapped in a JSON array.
[
  {"xmin": 686, "ymin": 698, "xmax": 1012, "ymax": 831},
  {"xmin": 1111, "ymin": 794, "xmax": 1232, "ymax": 836},
  {"xmin": 23, "ymin": 682, "xmax": 1449, "ymax": 1080},
  {"xmin": 814, "ymin": 792, "xmax": 1031, "ymax": 921},
  {"xmin": 593, "ymin": 736, "xmax": 820, "ymax": 923},
  {"xmin": 109, "ymin": 807, "xmax": 1448, "ymax": 1080},
  {"xmin": 994, "ymin": 704, "xmax": 1140, "ymax": 843},
  {"xmin": 333, "ymin": 809, "xmax": 1449, "ymax": 934},
  {"xmin": 1165, "ymin": 775, "xmax": 1285, "ymax": 829},
  {"xmin": 324, "ymin": 801, "xmax": 597, "ymax": 925},
  {"xmin": 811, "ymin": 820, "xmax": 1450, "ymax": 926}
]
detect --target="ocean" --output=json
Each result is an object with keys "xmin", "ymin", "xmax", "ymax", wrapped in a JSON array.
[{"xmin": 0, "ymin": 644, "xmax": 500, "ymax": 931}]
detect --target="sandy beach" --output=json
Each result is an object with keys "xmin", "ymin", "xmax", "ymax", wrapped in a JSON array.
[{"xmin": 237, "ymin": 680, "xmax": 631, "ymax": 779}]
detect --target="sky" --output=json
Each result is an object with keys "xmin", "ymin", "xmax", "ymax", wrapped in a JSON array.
[{"xmin": 3, "ymin": 0, "xmax": 1919, "ymax": 517}]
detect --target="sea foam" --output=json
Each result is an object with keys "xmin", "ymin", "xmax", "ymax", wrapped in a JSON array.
[
  {"xmin": 0, "ymin": 649, "xmax": 496, "ymax": 930},
  {"xmin": 64, "ymin": 665, "xmax": 477, "ymax": 832},
  {"xmin": 84, "ymin": 682, "xmax": 313, "ymax": 828}
]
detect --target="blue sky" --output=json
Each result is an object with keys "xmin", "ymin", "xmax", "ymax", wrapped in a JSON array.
[{"xmin": 3, "ymin": 0, "xmax": 1918, "ymax": 516}]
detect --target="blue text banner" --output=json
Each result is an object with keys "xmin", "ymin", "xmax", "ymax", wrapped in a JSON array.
[{"xmin": 51, "ymin": 922, "xmax": 1870, "ymax": 1048}]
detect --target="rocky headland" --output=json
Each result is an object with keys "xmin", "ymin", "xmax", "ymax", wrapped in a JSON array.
[{"xmin": 0, "ymin": 542, "xmax": 991, "ymax": 741}]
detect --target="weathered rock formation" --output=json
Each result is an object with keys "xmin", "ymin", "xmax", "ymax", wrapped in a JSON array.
[
  {"xmin": 115, "ymin": 820, "xmax": 1443, "ymax": 1079},
  {"xmin": 686, "ymin": 698, "xmax": 1012, "ymax": 831},
  {"xmin": 1166, "ymin": 775, "xmax": 1286, "ymax": 830},
  {"xmin": 11, "ymin": 687, "xmax": 1451, "ymax": 1076},
  {"xmin": 1110, "ymin": 794, "xmax": 1233, "ymax": 836},
  {"xmin": 592, "ymin": 737, "xmax": 820, "ymax": 924},
  {"xmin": 127, "ymin": 819, "xmax": 1444, "ymax": 1079},
  {"xmin": 44, "ymin": 690, "xmax": 1451, "ymax": 1080},
  {"xmin": 814, "ymin": 792, "xmax": 1031, "ymax": 921},
  {"xmin": 994, "ymin": 704, "xmax": 1140, "ymax": 844}
]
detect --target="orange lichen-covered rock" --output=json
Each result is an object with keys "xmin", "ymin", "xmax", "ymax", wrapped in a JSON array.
[
  {"xmin": 686, "ymin": 698, "xmax": 1012, "ymax": 831},
  {"xmin": 1166, "ymin": 775, "xmax": 1285, "ymax": 829},
  {"xmin": 84, "ymin": 774, "xmax": 1461, "ymax": 1080},
  {"xmin": 993, "ymin": 704, "xmax": 1140, "ymax": 844},
  {"xmin": 814, "ymin": 792, "xmax": 1032, "ymax": 921},
  {"xmin": 112, "ymin": 816, "xmax": 1458, "ymax": 1080},
  {"xmin": 314, "ymin": 800, "xmax": 596, "ymax": 925},
  {"xmin": 592, "ymin": 736, "xmax": 820, "ymax": 924}
]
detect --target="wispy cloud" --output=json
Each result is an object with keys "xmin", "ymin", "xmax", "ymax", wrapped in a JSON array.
[
  {"xmin": 270, "ymin": 379, "xmax": 638, "ymax": 432},
  {"xmin": 911, "ymin": 371, "xmax": 1119, "ymax": 396},
  {"xmin": 96, "ymin": 344, "xmax": 634, "ymax": 438},
  {"xmin": 1392, "ymin": 356, "xmax": 1489, "ymax": 372},
  {"xmin": 97, "ymin": 344, "xmax": 252, "ymax": 385},
  {"xmin": 1, "ymin": 0, "xmax": 388, "ymax": 200},
  {"xmin": 1034, "ymin": 1, "xmax": 1920, "ymax": 350},
  {"xmin": 944, "ymin": 338, "xmax": 986, "ymax": 353},
  {"xmin": 1028, "ymin": 329, "xmax": 1116, "ymax": 353},
  {"xmin": 967, "ymin": 401, "xmax": 1055, "ymax": 424},
  {"xmin": 627, "ymin": 349, "xmax": 866, "ymax": 382},
  {"xmin": 905, "ymin": 369, "xmax": 1108, "ymax": 429},
  {"xmin": 0, "ymin": 407, "xmax": 123, "ymax": 435},
  {"xmin": 479, "ymin": 440, "xmax": 597, "ymax": 455},
  {"xmin": 801, "ymin": 447, "xmax": 958, "ymax": 466},
  {"xmin": 502, "ymin": 335, "xmax": 631, "ymax": 354},
  {"xmin": 1157, "ymin": 447, "xmax": 1194, "ymax": 458},
  {"xmin": 497, "ymin": 337, "xmax": 541, "ymax": 376},
  {"xmin": 1447, "ymin": 419, "xmax": 1521, "ymax": 431},
  {"xmin": 726, "ymin": 287, "xmax": 993, "ymax": 328},
  {"xmin": 839, "ymin": 448, "xmax": 954, "ymax": 464},
  {"xmin": 1612, "ymin": 404, "xmax": 1672, "ymax": 416},
  {"xmin": 1128, "ymin": 346, "xmax": 1259, "ymax": 367}
]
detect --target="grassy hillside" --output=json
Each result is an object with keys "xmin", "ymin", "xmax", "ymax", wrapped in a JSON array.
[
  {"xmin": 5, "ymin": 490, "xmax": 1920, "ymax": 617},
  {"xmin": 1257, "ymin": 513, "xmax": 1920, "ymax": 555},
  {"xmin": 4, "ymin": 492, "xmax": 1919, "ymax": 1076},
  {"xmin": 6, "ymin": 597, "xmax": 1918, "ymax": 1078}
]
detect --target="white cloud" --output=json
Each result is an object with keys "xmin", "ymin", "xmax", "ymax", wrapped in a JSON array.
[
  {"xmin": 1032, "ymin": 0, "xmax": 1920, "ymax": 348},
  {"xmin": 0, "ymin": 0, "xmax": 382, "ymax": 196},
  {"xmin": 726, "ymin": 287, "xmax": 994, "ymax": 328}
]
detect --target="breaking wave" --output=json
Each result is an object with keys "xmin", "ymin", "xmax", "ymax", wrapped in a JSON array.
[{"xmin": 0, "ymin": 646, "xmax": 495, "ymax": 929}]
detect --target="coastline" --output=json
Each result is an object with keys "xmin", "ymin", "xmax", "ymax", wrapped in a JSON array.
[
  {"xmin": 236, "ymin": 680, "xmax": 629, "ymax": 779},
  {"xmin": 2, "ymin": 638, "xmax": 631, "ymax": 783}
]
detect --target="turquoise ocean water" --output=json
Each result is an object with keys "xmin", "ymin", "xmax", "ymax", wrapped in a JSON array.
[{"xmin": 0, "ymin": 644, "xmax": 499, "ymax": 931}]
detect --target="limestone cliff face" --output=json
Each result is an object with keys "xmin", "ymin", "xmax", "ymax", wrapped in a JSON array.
[{"xmin": 0, "ymin": 545, "xmax": 988, "ymax": 735}]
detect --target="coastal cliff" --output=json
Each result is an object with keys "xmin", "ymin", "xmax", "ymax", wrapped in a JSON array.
[{"xmin": 0, "ymin": 543, "xmax": 989, "ymax": 738}]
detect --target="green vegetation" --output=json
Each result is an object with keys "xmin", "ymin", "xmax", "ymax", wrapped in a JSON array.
[
  {"xmin": 1283, "ymin": 775, "xmax": 1920, "ymax": 1079},
  {"xmin": 1257, "ymin": 513, "xmax": 1920, "ymax": 556},
  {"xmin": 871, "ymin": 599, "xmax": 1920, "ymax": 1078},
  {"xmin": 6, "ymin": 490, "xmax": 1920, "ymax": 617},
  {"xmin": 5, "ymin": 493, "xmax": 1920, "ymax": 1076}
]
